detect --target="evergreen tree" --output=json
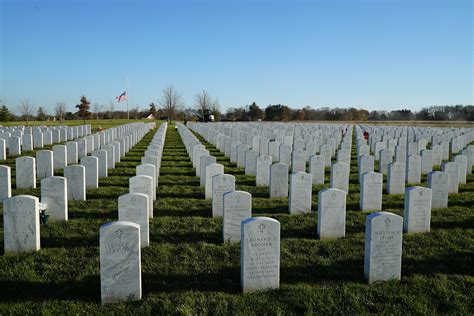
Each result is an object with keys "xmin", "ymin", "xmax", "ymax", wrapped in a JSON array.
[
  {"xmin": 75, "ymin": 96, "xmax": 91, "ymax": 123},
  {"xmin": 149, "ymin": 103, "xmax": 157, "ymax": 117},
  {"xmin": 37, "ymin": 107, "xmax": 48, "ymax": 121},
  {"xmin": 0, "ymin": 105, "xmax": 11, "ymax": 122}
]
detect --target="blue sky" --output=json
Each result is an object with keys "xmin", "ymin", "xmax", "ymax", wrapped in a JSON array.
[{"xmin": 1, "ymin": 0, "xmax": 472, "ymax": 114}]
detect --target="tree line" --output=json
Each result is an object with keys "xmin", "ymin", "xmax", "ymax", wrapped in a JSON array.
[{"xmin": 1, "ymin": 93, "xmax": 473, "ymax": 123}]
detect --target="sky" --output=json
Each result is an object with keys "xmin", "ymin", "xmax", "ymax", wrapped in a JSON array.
[{"xmin": 0, "ymin": 0, "xmax": 473, "ymax": 114}]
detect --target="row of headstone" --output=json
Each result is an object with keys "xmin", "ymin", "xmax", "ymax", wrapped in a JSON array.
[
  {"xmin": 100, "ymin": 123, "xmax": 167, "ymax": 304},
  {"xmin": 2, "ymin": 123, "xmax": 157, "ymax": 258},
  {"xmin": 0, "ymin": 124, "xmax": 92, "ymax": 158}
]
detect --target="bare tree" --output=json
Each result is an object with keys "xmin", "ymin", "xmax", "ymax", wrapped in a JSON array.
[
  {"xmin": 54, "ymin": 102, "xmax": 67, "ymax": 123},
  {"xmin": 159, "ymin": 85, "xmax": 184, "ymax": 122},
  {"xmin": 19, "ymin": 98, "xmax": 35, "ymax": 124},
  {"xmin": 108, "ymin": 101, "xmax": 115, "ymax": 120},
  {"xmin": 130, "ymin": 105, "xmax": 140, "ymax": 120},
  {"xmin": 195, "ymin": 90, "xmax": 213, "ymax": 114},
  {"xmin": 92, "ymin": 103, "xmax": 102, "ymax": 121}
]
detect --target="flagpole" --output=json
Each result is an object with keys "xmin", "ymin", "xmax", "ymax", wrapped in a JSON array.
[{"xmin": 126, "ymin": 76, "xmax": 130, "ymax": 120}]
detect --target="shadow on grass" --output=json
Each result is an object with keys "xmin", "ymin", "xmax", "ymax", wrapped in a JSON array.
[
  {"xmin": 143, "ymin": 267, "xmax": 241, "ymax": 294},
  {"xmin": 0, "ymin": 276, "xmax": 100, "ymax": 303}
]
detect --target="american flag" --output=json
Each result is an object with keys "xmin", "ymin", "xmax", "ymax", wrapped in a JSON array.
[{"xmin": 116, "ymin": 91, "xmax": 127, "ymax": 102}]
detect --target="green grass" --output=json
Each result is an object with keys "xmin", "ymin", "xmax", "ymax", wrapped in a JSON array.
[{"xmin": 0, "ymin": 124, "xmax": 473, "ymax": 314}]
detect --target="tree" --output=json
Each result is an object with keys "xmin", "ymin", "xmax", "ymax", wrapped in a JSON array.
[
  {"xmin": 37, "ymin": 106, "xmax": 48, "ymax": 121},
  {"xmin": 149, "ymin": 103, "xmax": 157, "ymax": 118},
  {"xmin": 0, "ymin": 106, "xmax": 11, "ymax": 122},
  {"xmin": 55, "ymin": 102, "xmax": 67, "ymax": 123},
  {"xmin": 264, "ymin": 104, "xmax": 291, "ymax": 121},
  {"xmin": 195, "ymin": 90, "xmax": 213, "ymax": 118},
  {"xmin": 92, "ymin": 103, "xmax": 102, "ymax": 121},
  {"xmin": 75, "ymin": 96, "xmax": 91, "ymax": 123},
  {"xmin": 19, "ymin": 98, "xmax": 35, "ymax": 124},
  {"xmin": 159, "ymin": 85, "xmax": 183, "ymax": 122},
  {"xmin": 0, "ymin": 98, "xmax": 10, "ymax": 122},
  {"xmin": 108, "ymin": 101, "xmax": 115, "ymax": 121},
  {"xmin": 248, "ymin": 102, "xmax": 264, "ymax": 121},
  {"xmin": 211, "ymin": 98, "xmax": 221, "ymax": 121},
  {"xmin": 130, "ymin": 105, "xmax": 140, "ymax": 120}
]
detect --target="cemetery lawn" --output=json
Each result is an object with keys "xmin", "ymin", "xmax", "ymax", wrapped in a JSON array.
[{"xmin": 0, "ymin": 123, "xmax": 473, "ymax": 314}]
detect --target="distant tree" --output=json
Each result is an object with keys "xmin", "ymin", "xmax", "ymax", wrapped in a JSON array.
[
  {"xmin": 211, "ymin": 98, "xmax": 221, "ymax": 121},
  {"xmin": 75, "ymin": 96, "xmax": 91, "ymax": 124},
  {"xmin": 149, "ymin": 103, "xmax": 157, "ymax": 118},
  {"xmin": 264, "ymin": 104, "xmax": 291, "ymax": 121},
  {"xmin": 130, "ymin": 106, "xmax": 141, "ymax": 120},
  {"xmin": 92, "ymin": 103, "xmax": 102, "ymax": 121},
  {"xmin": 55, "ymin": 102, "xmax": 67, "ymax": 123},
  {"xmin": 248, "ymin": 102, "xmax": 264, "ymax": 120},
  {"xmin": 159, "ymin": 85, "xmax": 183, "ymax": 122},
  {"xmin": 195, "ymin": 90, "xmax": 213, "ymax": 118},
  {"xmin": 19, "ymin": 98, "xmax": 35, "ymax": 124},
  {"xmin": 37, "ymin": 107, "xmax": 48, "ymax": 121},
  {"xmin": 0, "ymin": 98, "xmax": 11, "ymax": 122},
  {"xmin": 108, "ymin": 101, "xmax": 115, "ymax": 121}
]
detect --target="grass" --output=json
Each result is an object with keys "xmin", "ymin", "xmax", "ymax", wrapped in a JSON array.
[{"xmin": 0, "ymin": 123, "xmax": 473, "ymax": 314}]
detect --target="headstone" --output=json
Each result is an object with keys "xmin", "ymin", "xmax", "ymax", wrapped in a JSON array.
[
  {"xmin": 80, "ymin": 156, "xmax": 99, "ymax": 189},
  {"xmin": 241, "ymin": 217, "xmax": 280, "ymax": 293},
  {"xmin": 22, "ymin": 134, "xmax": 33, "ymax": 151},
  {"xmin": 129, "ymin": 175, "xmax": 154, "ymax": 218},
  {"xmin": 420, "ymin": 149, "xmax": 433, "ymax": 175},
  {"xmin": 41, "ymin": 176, "xmax": 68, "ymax": 221},
  {"xmin": 223, "ymin": 191, "xmax": 252, "ymax": 243},
  {"xmin": 441, "ymin": 162, "xmax": 459, "ymax": 193},
  {"xmin": 309, "ymin": 155, "xmax": 325, "ymax": 185},
  {"xmin": 244, "ymin": 150, "xmax": 258, "ymax": 175},
  {"xmin": 0, "ymin": 165, "xmax": 12, "ymax": 201},
  {"xmin": 16, "ymin": 156, "xmax": 36, "ymax": 189},
  {"xmin": 100, "ymin": 221, "xmax": 141, "ymax": 304},
  {"xmin": 3, "ymin": 195, "xmax": 40, "ymax": 253},
  {"xmin": 8, "ymin": 136, "xmax": 21, "ymax": 156},
  {"xmin": 453, "ymin": 155, "xmax": 467, "ymax": 184},
  {"xmin": 404, "ymin": 186, "xmax": 432, "ymax": 234},
  {"xmin": 387, "ymin": 162, "xmax": 405, "ymax": 194},
  {"xmin": 118, "ymin": 193, "xmax": 150, "ymax": 248},
  {"xmin": 198, "ymin": 155, "xmax": 216, "ymax": 179},
  {"xmin": 205, "ymin": 163, "xmax": 224, "ymax": 199},
  {"xmin": 269, "ymin": 163, "xmax": 289, "ymax": 198},
  {"xmin": 92, "ymin": 149, "xmax": 108, "ymax": 178},
  {"xmin": 212, "ymin": 174, "xmax": 236, "ymax": 217},
  {"xmin": 256, "ymin": 155, "xmax": 272, "ymax": 186},
  {"xmin": 64, "ymin": 165, "xmax": 86, "ymax": 201},
  {"xmin": 406, "ymin": 155, "xmax": 421, "ymax": 183},
  {"xmin": 278, "ymin": 145, "xmax": 292, "ymax": 166},
  {"xmin": 291, "ymin": 149, "xmax": 306, "ymax": 173},
  {"xmin": 428, "ymin": 171, "xmax": 448, "ymax": 208},
  {"xmin": 52, "ymin": 145, "xmax": 67, "ymax": 170},
  {"xmin": 65, "ymin": 142, "xmax": 78, "ymax": 164},
  {"xmin": 330, "ymin": 162, "xmax": 350, "ymax": 193},
  {"xmin": 288, "ymin": 172, "xmax": 312, "ymax": 214},
  {"xmin": 136, "ymin": 164, "xmax": 157, "ymax": 201},
  {"xmin": 317, "ymin": 188, "xmax": 346, "ymax": 239},
  {"xmin": 358, "ymin": 155, "xmax": 374, "ymax": 183},
  {"xmin": 103, "ymin": 144, "xmax": 116, "ymax": 169},
  {"xmin": 364, "ymin": 212, "xmax": 403, "ymax": 283},
  {"xmin": 36, "ymin": 150, "xmax": 54, "ymax": 180},
  {"xmin": 0, "ymin": 139, "xmax": 5, "ymax": 160},
  {"xmin": 360, "ymin": 172, "xmax": 383, "ymax": 211},
  {"xmin": 379, "ymin": 149, "xmax": 393, "ymax": 175}
]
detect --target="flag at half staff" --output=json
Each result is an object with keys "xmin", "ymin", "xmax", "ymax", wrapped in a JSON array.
[{"xmin": 116, "ymin": 91, "xmax": 127, "ymax": 102}]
